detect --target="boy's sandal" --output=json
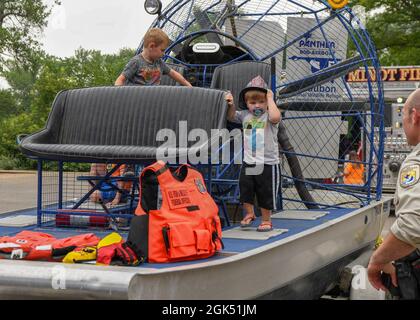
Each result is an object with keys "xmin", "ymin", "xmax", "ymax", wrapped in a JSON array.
[
  {"xmin": 257, "ymin": 221, "xmax": 273, "ymax": 232},
  {"xmin": 240, "ymin": 214, "xmax": 256, "ymax": 228}
]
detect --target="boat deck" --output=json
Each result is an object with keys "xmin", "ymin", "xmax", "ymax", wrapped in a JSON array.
[
  {"xmin": 0, "ymin": 200, "xmax": 390, "ymax": 299},
  {"xmin": 0, "ymin": 207, "xmax": 354, "ymax": 268}
]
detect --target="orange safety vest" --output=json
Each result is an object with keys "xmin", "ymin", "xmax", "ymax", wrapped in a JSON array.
[
  {"xmin": 343, "ymin": 163, "xmax": 364, "ymax": 185},
  {"xmin": 133, "ymin": 161, "xmax": 223, "ymax": 263},
  {"xmin": 0, "ymin": 231, "xmax": 100, "ymax": 261}
]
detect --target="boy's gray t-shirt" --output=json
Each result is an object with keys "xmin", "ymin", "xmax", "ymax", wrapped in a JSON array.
[
  {"xmin": 122, "ymin": 54, "xmax": 171, "ymax": 85},
  {"xmin": 231, "ymin": 110, "xmax": 280, "ymax": 165}
]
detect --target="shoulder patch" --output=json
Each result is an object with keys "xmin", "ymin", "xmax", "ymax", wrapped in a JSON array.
[{"xmin": 400, "ymin": 165, "xmax": 420, "ymax": 188}]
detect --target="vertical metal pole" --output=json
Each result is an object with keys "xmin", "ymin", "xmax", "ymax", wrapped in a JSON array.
[
  {"xmin": 58, "ymin": 161, "xmax": 63, "ymax": 209},
  {"xmin": 271, "ymin": 57, "xmax": 276, "ymax": 98},
  {"xmin": 271, "ymin": 56, "xmax": 283, "ymax": 211},
  {"xmin": 37, "ymin": 160, "xmax": 43, "ymax": 227},
  {"xmin": 207, "ymin": 164, "xmax": 213, "ymax": 194},
  {"xmin": 278, "ymin": 164, "xmax": 284, "ymax": 211}
]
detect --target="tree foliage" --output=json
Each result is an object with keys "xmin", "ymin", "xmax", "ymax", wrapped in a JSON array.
[
  {"xmin": 0, "ymin": 48, "xmax": 136, "ymax": 168},
  {"xmin": 0, "ymin": 0, "xmax": 60, "ymax": 72},
  {"xmin": 350, "ymin": 0, "xmax": 420, "ymax": 65},
  {"xmin": 0, "ymin": 88, "xmax": 17, "ymax": 119}
]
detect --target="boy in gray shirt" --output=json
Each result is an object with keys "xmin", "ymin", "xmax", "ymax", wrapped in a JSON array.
[
  {"xmin": 115, "ymin": 28, "xmax": 191, "ymax": 86},
  {"xmin": 112, "ymin": 29, "xmax": 192, "ymax": 178},
  {"xmin": 226, "ymin": 76, "xmax": 281, "ymax": 232}
]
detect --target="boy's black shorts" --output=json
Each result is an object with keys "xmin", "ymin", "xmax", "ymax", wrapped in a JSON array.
[{"xmin": 239, "ymin": 163, "xmax": 281, "ymax": 211}]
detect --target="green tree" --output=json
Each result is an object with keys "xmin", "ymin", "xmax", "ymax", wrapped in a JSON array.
[
  {"xmin": 30, "ymin": 48, "xmax": 135, "ymax": 120},
  {"xmin": 3, "ymin": 52, "xmax": 44, "ymax": 113},
  {"xmin": 350, "ymin": 0, "xmax": 420, "ymax": 65},
  {"xmin": 0, "ymin": 0, "xmax": 60, "ymax": 72},
  {"xmin": 0, "ymin": 88, "xmax": 17, "ymax": 120},
  {"xmin": 0, "ymin": 48, "xmax": 136, "ymax": 168}
]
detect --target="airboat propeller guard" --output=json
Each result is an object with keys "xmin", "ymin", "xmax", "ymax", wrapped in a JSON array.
[
  {"xmin": 164, "ymin": 29, "xmax": 258, "ymax": 65},
  {"xmin": 140, "ymin": 0, "xmax": 385, "ymax": 210},
  {"xmin": 327, "ymin": 0, "xmax": 349, "ymax": 10},
  {"xmin": 277, "ymin": 54, "xmax": 365, "ymax": 100}
]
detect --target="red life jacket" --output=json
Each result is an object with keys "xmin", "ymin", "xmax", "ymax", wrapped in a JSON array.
[
  {"xmin": 132, "ymin": 161, "xmax": 223, "ymax": 263},
  {"xmin": 0, "ymin": 230, "xmax": 100, "ymax": 261},
  {"xmin": 95, "ymin": 232, "xmax": 143, "ymax": 266}
]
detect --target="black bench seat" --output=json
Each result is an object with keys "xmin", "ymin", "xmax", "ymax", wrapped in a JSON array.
[{"xmin": 20, "ymin": 86, "xmax": 228, "ymax": 162}]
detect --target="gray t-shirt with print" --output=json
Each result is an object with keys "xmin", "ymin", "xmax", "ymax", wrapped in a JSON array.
[
  {"xmin": 231, "ymin": 110, "xmax": 280, "ymax": 165},
  {"xmin": 122, "ymin": 54, "xmax": 171, "ymax": 86}
]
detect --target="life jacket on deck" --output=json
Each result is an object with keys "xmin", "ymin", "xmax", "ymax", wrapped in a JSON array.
[
  {"xmin": 0, "ymin": 230, "xmax": 100, "ymax": 261},
  {"xmin": 96, "ymin": 232, "xmax": 143, "ymax": 266},
  {"xmin": 62, "ymin": 232, "xmax": 144, "ymax": 266},
  {"xmin": 129, "ymin": 161, "xmax": 223, "ymax": 263}
]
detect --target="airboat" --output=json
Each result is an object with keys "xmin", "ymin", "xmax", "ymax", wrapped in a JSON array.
[{"xmin": 0, "ymin": 0, "xmax": 390, "ymax": 299}]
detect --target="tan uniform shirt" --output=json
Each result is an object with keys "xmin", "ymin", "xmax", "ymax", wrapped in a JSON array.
[{"xmin": 390, "ymin": 143, "xmax": 420, "ymax": 248}]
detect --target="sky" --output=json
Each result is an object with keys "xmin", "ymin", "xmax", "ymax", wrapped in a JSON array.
[
  {"xmin": 0, "ymin": 0, "xmax": 372, "ymax": 89},
  {"xmin": 41, "ymin": 0, "xmax": 172, "ymax": 57},
  {"xmin": 0, "ymin": 0, "xmax": 171, "ymax": 88}
]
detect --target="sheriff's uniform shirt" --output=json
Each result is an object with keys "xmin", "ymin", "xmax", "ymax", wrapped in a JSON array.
[{"xmin": 391, "ymin": 143, "xmax": 420, "ymax": 248}]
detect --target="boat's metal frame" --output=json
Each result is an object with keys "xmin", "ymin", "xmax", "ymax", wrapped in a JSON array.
[
  {"xmin": 0, "ymin": 199, "xmax": 390, "ymax": 299},
  {"xmin": 0, "ymin": 0, "xmax": 389, "ymax": 300}
]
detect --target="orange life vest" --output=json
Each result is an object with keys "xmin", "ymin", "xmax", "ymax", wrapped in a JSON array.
[
  {"xmin": 0, "ymin": 231, "xmax": 100, "ymax": 261},
  {"xmin": 132, "ymin": 161, "xmax": 223, "ymax": 263}
]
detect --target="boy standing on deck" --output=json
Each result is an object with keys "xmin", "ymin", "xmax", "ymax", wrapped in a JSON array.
[
  {"xmin": 115, "ymin": 28, "xmax": 191, "ymax": 87},
  {"xmin": 225, "ymin": 76, "xmax": 282, "ymax": 232},
  {"xmin": 112, "ymin": 28, "xmax": 192, "ymax": 177}
]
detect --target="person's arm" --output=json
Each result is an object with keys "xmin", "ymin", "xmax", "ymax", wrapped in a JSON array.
[
  {"xmin": 115, "ymin": 74, "xmax": 126, "ymax": 86},
  {"xmin": 266, "ymin": 90, "xmax": 281, "ymax": 124},
  {"xmin": 368, "ymin": 162, "xmax": 420, "ymax": 291},
  {"xmin": 109, "ymin": 167, "xmax": 125, "ymax": 206},
  {"xmin": 168, "ymin": 69, "xmax": 192, "ymax": 87},
  {"xmin": 116, "ymin": 58, "xmax": 138, "ymax": 86},
  {"xmin": 368, "ymin": 233, "xmax": 416, "ymax": 291},
  {"xmin": 225, "ymin": 92, "xmax": 237, "ymax": 122}
]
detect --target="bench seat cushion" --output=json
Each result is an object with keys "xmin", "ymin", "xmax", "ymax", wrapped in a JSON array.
[{"xmin": 20, "ymin": 86, "xmax": 227, "ymax": 162}]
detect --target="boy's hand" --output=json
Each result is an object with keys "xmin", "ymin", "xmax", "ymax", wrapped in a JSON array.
[
  {"xmin": 266, "ymin": 89, "xmax": 275, "ymax": 101},
  {"xmin": 266, "ymin": 89, "xmax": 281, "ymax": 124},
  {"xmin": 225, "ymin": 91, "xmax": 234, "ymax": 106}
]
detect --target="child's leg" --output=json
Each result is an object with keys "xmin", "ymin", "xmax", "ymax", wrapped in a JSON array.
[
  {"xmin": 89, "ymin": 164, "xmax": 108, "ymax": 202},
  {"xmin": 257, "ymin": 207, "xmax": 273, "ymax": 231},
  {"xmin": 90, "ymin": 190, "xmax": 101, "ymax": 202},
  {"xmin": 260, "ymin": 208, "xmax": 272, "ymax": 222},
  {"xmin": 108, "ymin": 182, "xmax": 124, "ymax": 206},
  {"xmin": 241, "ymin": 202, "xmax": 256, "ymax": 225},
  {"xmin": 255, "ymin": 164, "xmax": 281, "ymax": 231},
  {"xmin": 239, "ymin": 164, "xmax": 256, "ymax": 226}
]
